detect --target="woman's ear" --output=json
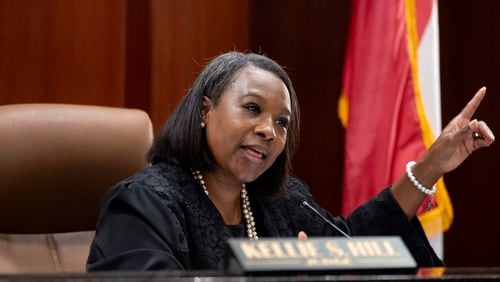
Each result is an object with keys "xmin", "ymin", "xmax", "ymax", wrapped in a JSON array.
[{"xmin": 201, "ymin": 96, "xmax": 213, "ymax": 124}]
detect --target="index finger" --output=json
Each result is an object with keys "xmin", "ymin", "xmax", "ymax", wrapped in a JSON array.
[{"xmin": 459, "ymin": 87, "xmax": 487, "ymax": 120}]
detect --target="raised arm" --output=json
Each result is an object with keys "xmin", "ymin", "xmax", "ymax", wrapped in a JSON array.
[{"xmin": 392, "ymin": 87, "xmax": 495, "ymax": 219}]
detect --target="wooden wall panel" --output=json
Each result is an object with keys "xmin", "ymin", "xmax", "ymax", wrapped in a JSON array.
[
  {"xmin": 148, "ymin": 0, "xmax": 250, "ymax": 130},
  {"xmin": 250, "ymin": 0, "xmax": 351, "ymax": 216},
  {"xmin": 439, "ymin": 0, "xmax": 500, "ymax": 267},
  {"xmin": 124, "ymin": 0, "xmax": 152, "ymax": 113},
  {"xmin": 0, "ymin": 0, "xmax": 126, "ymax": 106}
]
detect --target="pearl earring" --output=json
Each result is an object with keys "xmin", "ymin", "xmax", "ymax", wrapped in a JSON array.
[{"xmin": 201, "ymin": 122, "xmax": 206, "ymax": 128}]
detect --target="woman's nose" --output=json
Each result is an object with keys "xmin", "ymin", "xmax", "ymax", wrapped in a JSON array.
[{"xmin": 255, "ymin": 117, "xmax": 276, "ymax": 140}]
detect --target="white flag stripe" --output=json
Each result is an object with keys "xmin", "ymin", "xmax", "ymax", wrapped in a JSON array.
[
  {"xmin": 417, "ymin": 0, "xmax": 443, "ymax": 259},
  {"xmin": 418, "ymin": 0, "xmax": 442, "ymax": 138}
]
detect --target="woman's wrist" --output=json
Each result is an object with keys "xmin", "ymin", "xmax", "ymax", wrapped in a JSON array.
[
  {"xmin": 406, "ymin": 161, "xmax": 436, "ymax": 195},
  {"xmin": 411, "ymin": 158, "xmax": 443, "ymax": 189}
]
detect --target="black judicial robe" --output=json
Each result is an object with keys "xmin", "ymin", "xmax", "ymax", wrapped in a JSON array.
[{"xmin": 87, "ymin": 162, "xmax": 442, "ymax": 271}]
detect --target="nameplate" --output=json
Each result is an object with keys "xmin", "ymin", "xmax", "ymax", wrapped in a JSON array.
[{"xmin": 225, "ymin": 236, "xmax": 416, "ymax": 275}]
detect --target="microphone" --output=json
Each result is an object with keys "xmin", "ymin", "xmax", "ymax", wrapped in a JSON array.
[{"xmin": 300, "ymin": 200, "xmax": 351, "ymax": 239}]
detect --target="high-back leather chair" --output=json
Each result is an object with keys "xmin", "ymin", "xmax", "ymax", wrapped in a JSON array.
[{"xmin": 0, "ymin": 104, "xmax": 153, "ymax": 273}]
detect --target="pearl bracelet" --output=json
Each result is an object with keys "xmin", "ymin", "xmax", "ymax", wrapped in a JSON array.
[{"xmin": 405, "ymin": 161, "xmax": 436, "ymax": 196}]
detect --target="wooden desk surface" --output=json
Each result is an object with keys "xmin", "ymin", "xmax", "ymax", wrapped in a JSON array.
[{"xmin": 1, "ymin": 268, "xmax": 500, "ymax": 281}]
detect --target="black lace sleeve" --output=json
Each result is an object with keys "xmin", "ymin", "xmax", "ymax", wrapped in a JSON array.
[
  {"xmin": 281, "ymin": 176, "xmax": 351, "ymax": 237},
  {"xmin": 282, "ymin": 176, "xmax": 443, "ymax": 267},
  {"xmin": 347, "ymin": 187, "xmax": 443, "ymax": 267},
  {"xmin": 86, "ymin": 179, "xmax": 189, "ymax": 271}
]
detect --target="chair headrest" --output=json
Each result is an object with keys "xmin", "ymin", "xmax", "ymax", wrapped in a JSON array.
[{"xmin": 0, "ymin": 104, "xmax": 153, "ymax": 233}]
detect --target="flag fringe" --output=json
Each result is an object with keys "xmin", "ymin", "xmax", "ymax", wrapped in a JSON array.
[{"xmin": 404, "ymin": 0, "xmax": 453, "ymax": 236}]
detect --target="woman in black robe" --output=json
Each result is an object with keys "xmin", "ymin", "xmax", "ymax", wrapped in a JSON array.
[{"xmin": 87, "ymin": 52, "xmax": 494, "ymax": 271}]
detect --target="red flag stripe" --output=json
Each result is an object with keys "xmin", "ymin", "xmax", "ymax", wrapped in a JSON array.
[{"xmin": 338, "ymin": 0, "xmax": 452, "ymax": 236}]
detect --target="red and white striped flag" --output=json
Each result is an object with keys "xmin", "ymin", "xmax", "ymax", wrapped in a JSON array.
[{"xmin": 338, "ymin": 0, "xmax": 452, "ymax": 257}]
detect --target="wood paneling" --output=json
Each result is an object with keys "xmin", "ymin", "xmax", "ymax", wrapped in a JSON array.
[
  {"xmin": 148, "ymin": 0, "xmax": 250, "ymax": 130},
  {"xmin": 439, "ymin": 0, "xmax": 500, "ymax": 267},
  {"xmin": 250, "ymin": 0, "xmax": 351, "ymax": 216},
  {"xmin": 0, "ymin": 0, "xmax": 126, "ymax": 106},
  {"xmin": 124, "ymin": 0, "xmax": 152, "ymax": 113}
]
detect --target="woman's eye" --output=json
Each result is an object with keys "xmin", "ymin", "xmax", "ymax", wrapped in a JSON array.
[
  {"xmin": 244, "ymin": 104, "xmax": 260, "ymax": 114},
  {"xmin": 277, "ymin": 118, "xmax": 289, "ymax": 128}
]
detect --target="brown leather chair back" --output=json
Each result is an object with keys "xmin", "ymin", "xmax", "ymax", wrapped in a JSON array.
[{"xmin": 0, "ymin": 104, "xmax": 153, "ymax": 273}]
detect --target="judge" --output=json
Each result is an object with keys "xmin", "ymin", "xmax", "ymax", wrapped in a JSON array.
[{"xmin": 87, "ymin": 51, "xmax": 494, "ymax": 271}]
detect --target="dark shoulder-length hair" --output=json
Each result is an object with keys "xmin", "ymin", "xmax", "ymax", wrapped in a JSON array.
[{"xmin": 148, "ymin": 51, "xmax": 300, "ymax": 198}]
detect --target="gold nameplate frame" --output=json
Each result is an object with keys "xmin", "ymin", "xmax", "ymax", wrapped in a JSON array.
[{"xmin": 225, "ymin": 236, "xmax": 416, "ymax": 275}]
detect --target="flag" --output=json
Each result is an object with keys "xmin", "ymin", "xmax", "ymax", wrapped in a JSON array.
[{"xmin": 338, "ymin": 0, "xmax": 452, "ymax": 257}]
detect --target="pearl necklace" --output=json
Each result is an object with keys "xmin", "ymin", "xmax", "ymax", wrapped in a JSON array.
[{"xmin": 191, "ymin": 170, "xmax": 259, "ymax": 240}]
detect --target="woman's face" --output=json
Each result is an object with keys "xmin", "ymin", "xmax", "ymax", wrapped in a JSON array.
[{"xmin": 203, "ymin": 65, "xmax": 291, "ymax": 185}]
